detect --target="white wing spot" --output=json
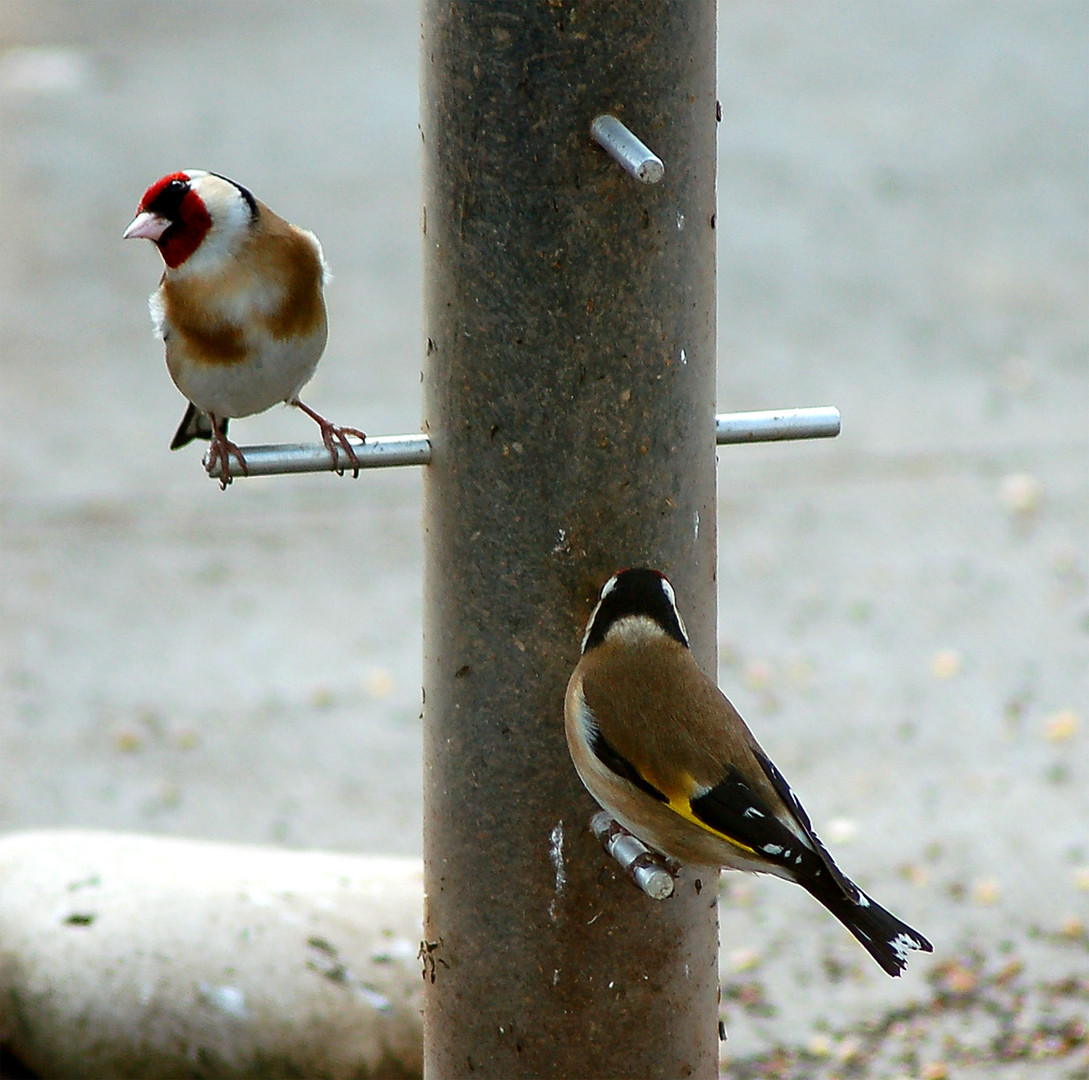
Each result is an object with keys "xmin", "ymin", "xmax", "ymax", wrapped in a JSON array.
[{"xmin": 891, "ymin": 933, "xmax": 917, "ymax": 962}]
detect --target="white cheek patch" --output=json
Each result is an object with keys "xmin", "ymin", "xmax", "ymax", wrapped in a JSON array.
[
  {"xmin": 581, "ymin": 597, "xmax": 606, "ymax": 652},
  {"xmin": 169, "ymin": 172, "xmax": 257, "ymax": 281},
  {"xmin": 581, "ymin": 573, "xmax": 621, "ymax": 650},
  {"xmin": 659, "ymin": 577, "xmax": 677, "ymax": 607}
]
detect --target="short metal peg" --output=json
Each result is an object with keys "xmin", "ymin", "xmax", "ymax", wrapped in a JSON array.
[
  {"xmin": 591, "ymin": 115, "xmax": 665, "ymax": 184},
  {"xmin": 591, "ymin": 811, "xmax": 677, "ymax": 900}
]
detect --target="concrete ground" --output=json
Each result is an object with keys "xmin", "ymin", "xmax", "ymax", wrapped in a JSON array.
[{"xmin": 2, "ymin": 2, "xmax": 1086, "ymax": 1077}]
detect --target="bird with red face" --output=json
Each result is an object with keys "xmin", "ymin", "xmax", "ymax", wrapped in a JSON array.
[{"xmin": 124, "ymin": 169, "xmax": 365, "ymax": 488}]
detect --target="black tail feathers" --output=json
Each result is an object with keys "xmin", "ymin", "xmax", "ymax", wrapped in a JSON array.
[
  {"xmin": 812, "ymin": 881, "xmax": 932, "ymax": 977},
  {"xmin": 171, "ymin": 403, "xmax": 223, "ymax": 450}
]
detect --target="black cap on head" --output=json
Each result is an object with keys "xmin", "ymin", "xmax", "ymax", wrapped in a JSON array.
[{"xmin": 581, "ymin": 568, "xmax": 689, "ymax": 652}]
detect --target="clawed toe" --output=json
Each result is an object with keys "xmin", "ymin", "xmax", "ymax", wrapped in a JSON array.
[
  {"xmin": 292, "ymin": 399, "xmax": 366, "ymax": 478},
  {"xmin": 323, "ymin": 424, "xmax": 367, "ymax": 478},
  {"xmin": 205, "ymin": 434, "xmax": 248, "ymax": 490}
]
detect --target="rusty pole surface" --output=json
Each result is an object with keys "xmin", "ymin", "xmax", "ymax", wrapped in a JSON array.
[{"xmin": 421, "ymin": 3, "xmax": 719, "ymax": 1077}]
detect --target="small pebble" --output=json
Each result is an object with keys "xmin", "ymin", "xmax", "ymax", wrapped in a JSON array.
[
  {"xmin": 835, "ymin": 1037, "xmax": 862, "ymax": 1064},
  {"xmin": 930, "ymin": 649, "xmax": 962, "ymax": 679},
  {"xmin": 936, "ymin": 958, "xmax": 978, "ymax": 995},
  {"xmin": 364, "ymin": 669, "xmax": 395, "ymax": 698},
  {"xmin": 114, "ymin": 731, "xmax": 142, "ymax": 753},
  {"xmin": 1059, "ymin": 916, "xmax": 1085, "ymax": 940},
  {"xmin": 310, "ymin": 687, "xmax": 336, "ymax": 709},
  {"xmin": 899, "ymin": 862, "xmax": 930, "ymax": 888},
  {"xmin": 728, "ymin": 948, "xmax": 762, "ymax": 973},
  {"xmin": 1043, "ymin": 709, "xmax": 1078, "ymax": 742},
  {"xmin": 999, "ymin": 472, "xmax": 1042, "ymax": 517}
]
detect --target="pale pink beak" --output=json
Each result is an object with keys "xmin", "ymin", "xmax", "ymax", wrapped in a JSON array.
[{"xmin": 123, "ymin": 210, "xmax": 171, "ymax": 241}]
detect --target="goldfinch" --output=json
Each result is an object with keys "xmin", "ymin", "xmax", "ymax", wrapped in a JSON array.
[
  {"xmin": 124, "ymin": 170, "xmax": 365, "ymax": 488},
  {"xmin": 565, "ymin": 568, "xmax": 933, "ymax": 977}
]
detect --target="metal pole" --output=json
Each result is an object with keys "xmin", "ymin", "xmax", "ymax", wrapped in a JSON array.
[{"xmin": 421, "ymin": 3, "xmax": 718, "ymax": 1077}]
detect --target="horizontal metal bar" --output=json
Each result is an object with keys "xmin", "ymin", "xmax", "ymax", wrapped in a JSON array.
[
  {"xmin": 716, "ymin": 405, "xmax": 840, "ymax": 444},
  {"xmin": 204, "ymin": 407, "xmax": 839, "ymax": 480},
  {"xmin": 204, "ymin": 433, "xmax": 432, "ymax": 479}
]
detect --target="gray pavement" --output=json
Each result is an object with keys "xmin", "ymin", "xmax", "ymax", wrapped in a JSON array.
[{"xmin": 2, "ymin": 2, "xmax": 1086, "ymax": 1076}]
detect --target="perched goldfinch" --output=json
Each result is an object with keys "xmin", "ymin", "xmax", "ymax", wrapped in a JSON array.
[
  {"xmin": 124, "ymin": 170, "xmax": 365, "ymax": 488},
  {"xmin": 565, "ymin": 568, "xmax": 933, "ymax": 977}
]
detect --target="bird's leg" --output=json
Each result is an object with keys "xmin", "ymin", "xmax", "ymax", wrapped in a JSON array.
[
  {"xmin": 204, "ymin": 415, "xmax": 248, "ymax": 490},
  {"xmin": 291, "ymin": 399, "xmax": 367, "ymax": 478}
]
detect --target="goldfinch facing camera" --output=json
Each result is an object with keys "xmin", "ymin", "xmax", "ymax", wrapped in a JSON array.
[
  {"xmin": 124, "ymin": 170, "xmax": 365, "ymax": 488},
  {"xmin": 565, "ymin": 568, "xmax": 933, "ymax": 977}
]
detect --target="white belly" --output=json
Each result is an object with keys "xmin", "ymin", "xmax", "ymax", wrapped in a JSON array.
[{"xmin": 166, "ymin": 324, "xmax": 326, "ymax": 419}]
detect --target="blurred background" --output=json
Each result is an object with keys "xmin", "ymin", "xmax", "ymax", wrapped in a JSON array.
[{"xmin": 2, "ymin": 1, "xmax": 1086, "ymax": 1073}]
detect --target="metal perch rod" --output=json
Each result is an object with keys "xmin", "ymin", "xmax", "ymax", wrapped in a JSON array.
[
  {"xmin": 715, "ymin": 405, "xmax": 840, "ymax": 443},
  {"xmin": 204, "ymin": 433, "xmax": 431, "ymax": 479},
  {"xmin": 205, "ymin": 406, "xmax": 840, "ymax": 480}
]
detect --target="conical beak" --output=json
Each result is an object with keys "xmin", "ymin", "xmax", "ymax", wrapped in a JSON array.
[{"xmin": 123, "ymin": 211, "xmax": 171, "ymax": 241}]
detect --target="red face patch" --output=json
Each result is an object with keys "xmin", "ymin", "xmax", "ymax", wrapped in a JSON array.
[{"xmin": 137, "ymin": 172, "xmax": 212, "ymax": 268}]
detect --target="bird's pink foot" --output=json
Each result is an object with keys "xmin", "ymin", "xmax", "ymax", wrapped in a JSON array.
[
  {"xmin": 205, "ymin": 426, "xmax": 248, "ymax": 490},
  {"xmin": 293, "ymin": 400, "xmax": 366, "ymax": 478}
]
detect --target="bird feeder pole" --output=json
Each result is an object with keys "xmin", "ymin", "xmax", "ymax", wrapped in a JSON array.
[
  {"xmin": 194, "ymin": 2, "xmax": 839, "ymax": 1072},
  {"xmin": 421, "ymin": 3, "xmax": 720, "ymax": 1077}
]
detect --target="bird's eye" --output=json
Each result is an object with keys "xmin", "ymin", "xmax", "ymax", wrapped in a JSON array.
[{"xmin": 147, "ymin": 176, "xmax": 191, "ymax": 217}]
